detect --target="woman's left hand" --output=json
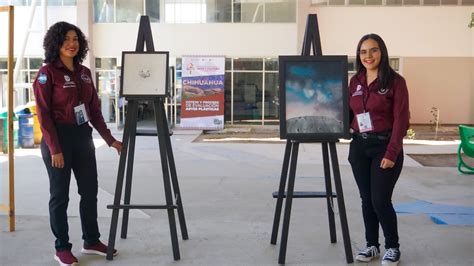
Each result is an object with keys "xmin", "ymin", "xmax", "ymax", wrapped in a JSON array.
[
  {"xmin": 380, "ymin": 158, "xmax": 395, "ymax": 169},
  {"xmin": 111, "ymin": 141, "xmax": 123, "ymax": 155}
]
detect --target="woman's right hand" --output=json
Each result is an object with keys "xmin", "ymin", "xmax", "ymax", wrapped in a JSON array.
[{"xmin": 52, "ymin": 153, "xmax": 64, "ymax": 168}]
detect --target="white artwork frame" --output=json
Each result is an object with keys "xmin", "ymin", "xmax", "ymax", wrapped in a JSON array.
[{"xmin": 120, "ymin": 51, "xmax": 169, "ymax": 98}]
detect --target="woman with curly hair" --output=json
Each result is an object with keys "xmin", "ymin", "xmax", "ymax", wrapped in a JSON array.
[{"xmin": 33, "ymin": 21, "xmax": 122, "ymax": 266}]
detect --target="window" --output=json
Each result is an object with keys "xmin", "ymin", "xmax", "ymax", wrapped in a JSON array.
[
  {"xmin": 0, "ymin": 0, "xmax": 76, "ymax": 5},
  {"xmin": 328, "ymin": 0, "xmax": 345, "ymax": 5},
  {"xmin": 0, "ymin": 57, "xmax": 42, "ymax": 107},
  {"xmin": 349, "ymin": 0, "xmax": 365, "ymax": 5},
  {"xmin": 94, "ymin": 0, "xmax": 114, "ymax": 23},
  {"xmin": 403, "ymin": 0, "xmax": 420, "ymax": 5},
  {"xmin": 233, "ymin": 72, "xmax": 262, "ymax": 122},
  {"xmin": 47, "ymin": 0, "xmax": 76, "ymax": 5},
  {"xmin": 311, "ymin": 0, "xmax": 472, "ymax": 5},
  {"xmin": 423, "ymin": 0, "xmax": 440, "ymax": 4},
  {"xmin": 95, "ymin": 58, "xmax": 118, "ymax": 122},
  {"xmin": 264, "ymin": 72, "xmax": 278, "ymax": 121},
  {"xmin": 386, "ymin": 0, "xmax": 403, "ymax": 5},
  {"xmin": 441, "ymin": 0, "xmax": 458, "ymax": 4},
  {"xmin": 146, "ymin": 0, "xmax": 161, "ymax": 22},
  {"xmin": 116, "ymin": 0, "xmax": 143, "ymax": 22},
  {"xmin": 165, "ymin": 0, "xmax": 205, "ymax": 23},
  {"xmin": 206, "ymin": 0, "xmax": 232, "ymax": 22},
  {"xmin": 225, "ymin": 57, "xmax": 279, "ymax": 124},
  {"xmin": 234, "ymin": 2, "xmax": 262, "ymax": 23},
  {"xmin": 366, "ymin": 0, "xmax": 383, "ymax": 5},
  {"xmin": 265, "ymin": 58, "xmax": 278, "ymax": 71},
  {"xmin": 264, "ymin": 0, "xmax": 296, "ymax": 22},
  {"xmin": 233, "ymin": 58, "xmax": 263, "ymax": 71},
  {"xmin": 93, "ymin": 0, "xmax": 296, "ymax": 23}
]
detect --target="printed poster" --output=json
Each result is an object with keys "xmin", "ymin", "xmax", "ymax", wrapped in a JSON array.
[{"xmin": 180, "ymin": 56, "xmax": 225, "ymax": 129}]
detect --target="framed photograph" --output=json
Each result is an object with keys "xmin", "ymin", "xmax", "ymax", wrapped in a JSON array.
[
  {"xmin": 279, "ymin": 55, "xmax": 350, "ymax": 141},
  {"xmin": 120, "ymin": 51, "xmax": 169, "ymax": 98}
]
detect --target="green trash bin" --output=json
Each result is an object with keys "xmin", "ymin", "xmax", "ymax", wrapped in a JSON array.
[{"xmin": 0, "ymin": 110, "xmax": 19, "ymax": 154}]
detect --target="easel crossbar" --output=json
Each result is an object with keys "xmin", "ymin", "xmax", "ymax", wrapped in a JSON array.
[
  {"xmin": 272, "ymin": 191, "xmax": 336, "ymax": 198},
  {"xmin": 107, "ymin": 204, "xmax": 177, "ymax": 210}
]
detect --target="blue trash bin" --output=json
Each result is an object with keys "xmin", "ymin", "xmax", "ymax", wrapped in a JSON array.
[
  {"xmin": 17, "ymin": 113, "xmax": 35, "ymax": 148},
  {"xmin": 15, "ymin": 106, "xmax": 34, "ymax": 148}
]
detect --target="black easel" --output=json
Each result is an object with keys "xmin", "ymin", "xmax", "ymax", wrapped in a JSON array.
[
  {"xmin": 270, "ymin": 14, "xmax": 353, "ymax": 264},
  {"xmin": 106, "ymin": 16, "xmax": 188, "ymax": 261}
]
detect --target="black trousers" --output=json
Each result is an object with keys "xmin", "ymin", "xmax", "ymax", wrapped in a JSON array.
[
  {"xmin": 348, "ymin": 136, "xmax": 403, "ymax": 249},
  {"xmin": 41, "ymin": 123, "xmax": 100, "ymax": 251}
]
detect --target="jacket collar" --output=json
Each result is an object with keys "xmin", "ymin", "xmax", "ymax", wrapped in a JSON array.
[
  {"xmin": 355, "ymin": 70, "xmax": 379, "ymax": 89},
  {"xmin": 53, "ymin": 59, "xmax": 81, "ymax": 73}
]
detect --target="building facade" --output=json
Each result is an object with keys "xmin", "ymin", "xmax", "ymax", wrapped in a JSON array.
[{"xmin": 0, "ymin": 0, "xmax": 473, "ymax": 126}]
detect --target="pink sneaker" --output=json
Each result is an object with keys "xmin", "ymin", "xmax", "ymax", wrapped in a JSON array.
[
  {"xmin": 54, "ymin": 250, "xmax": 78, "ymax": 265},
  {"xmin": 81, "ymin": 241, "xmax": 118, "ymax": 257}
]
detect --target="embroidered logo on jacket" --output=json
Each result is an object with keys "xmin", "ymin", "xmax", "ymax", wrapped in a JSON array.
[
  {"xmin": 352, "ymin": 84, "xmax": 363, "ymax": 96},
  {"xmin": 63, "ymin": 74, "xmax": 76, "ymax": 88},
  {"xmin": 377, "ymin": 87, "xmax": 389, "ymax": 95},
  {"xmin": 81, "ymin": 73, "xmax": 92, "ymax": 83},
  {"xmin": 38, "ymin": 73, "xmax": 47, "ymax": 84}
]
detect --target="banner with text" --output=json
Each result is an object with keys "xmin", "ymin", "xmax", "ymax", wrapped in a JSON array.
[{"xmin": 180, "ymin": 56, "xmax": 225, "ymax": 129}]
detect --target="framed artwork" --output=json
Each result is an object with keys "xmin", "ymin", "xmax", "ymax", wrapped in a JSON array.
[
  {"xmin": 279, "ymin": 55, "xmax": 350, "ymax": 141},
  {"xmin": 120, "ymin": 51, "xmax": 169, "ymax": 98}
]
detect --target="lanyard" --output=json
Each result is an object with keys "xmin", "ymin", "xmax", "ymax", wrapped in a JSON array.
[
  {"xmin": 362, "ymin": 88, "xmax": 371, "ymax": 113},
  {"xmin": 355, "ymin": 75, "xmax": 371, "ymax": 113}
]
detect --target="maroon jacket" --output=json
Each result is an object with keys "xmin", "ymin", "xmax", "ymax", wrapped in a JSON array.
[
  {"xmin": 33, "ymin": 60, "xmax": 116, "ymax": 155},
  {"xmin": 349, "ymin": 71, "xmax": 410, "ymax": 162}
]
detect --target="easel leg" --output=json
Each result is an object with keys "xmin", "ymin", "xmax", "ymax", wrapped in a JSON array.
[
  {"xmin": 159, "ymin": 101, "xmax": 188, "ymax": 240},
  {"xmin": 120, "ymin": 102, "xmax": 139, "ymax": 239},
  {"xmin": 329, "ymin": 142, "xmax": 353, "ymax": 263},
  {"xmin": 271, "ymin": 141, "xmax": 292, "ymax": 245},
  {"xmin": 154, "ymin": 100, "xmax": 180, "ymax": 260},
  {"xmin": 278, "ymin": 142, "xmax": 299, "ymax": 264},
  {"xmin": 322, "ymin": 142, "xmax": 336, "ymax": 243},
  {"xmin": 107, "ymin": 100, "xmax": 137, "ymax": 260}
]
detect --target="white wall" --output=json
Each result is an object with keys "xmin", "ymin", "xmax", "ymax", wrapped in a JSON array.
[
  {"xmin": 305, "ymin": 6, "xmax": 473, "ymax": 57},
  {"xmin": 404, "ymin": 57, "xmax": 473, "ymax": 124},
  {"xmin": 92, "ymin": 23, "xmax": 298, "ymax": 64}
]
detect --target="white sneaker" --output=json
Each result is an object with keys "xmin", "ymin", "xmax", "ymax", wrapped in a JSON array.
[
  {"xmin": 382, "ymin": 248, "xmax": 401, "ymax": 265},
  {"xmin": 356, "ymin": 245, "xmax": 380, "ymax": 262}
]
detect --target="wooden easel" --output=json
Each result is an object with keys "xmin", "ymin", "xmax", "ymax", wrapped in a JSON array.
[
  {"xmin": 106, "ymin": 16, "xmax": 188, "ymax": 261},
  {"xmin": 270, "ymin": 14, "xmax": 353, "ymax": 264}
]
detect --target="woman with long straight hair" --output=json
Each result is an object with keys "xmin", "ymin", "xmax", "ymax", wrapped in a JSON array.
[{"xmin": 348, "ymin": 33, "xmax": 409, "ymax": 266}]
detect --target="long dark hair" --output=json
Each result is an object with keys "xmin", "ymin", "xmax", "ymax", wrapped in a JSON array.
[
  {"xmin": 43, "ymin": 21, "xmax": 88, "ymax": 64},
  {"xmin": 355, "ymin": 33, "xmax": 398, "ymax": 90}
]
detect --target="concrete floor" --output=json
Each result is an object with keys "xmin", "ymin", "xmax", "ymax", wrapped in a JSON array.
[{"xmin": 1, "ymin": 128, "xmax": 473, "ymax": 265}]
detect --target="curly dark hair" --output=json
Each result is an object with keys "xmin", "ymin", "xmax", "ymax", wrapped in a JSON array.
[{"xmin": 43, "ymin": 21, "xmax": 89, "ymax": 64}]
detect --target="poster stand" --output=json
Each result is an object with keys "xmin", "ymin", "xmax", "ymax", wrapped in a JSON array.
[
  {"xmin": 270, "ymin": 14, "xmax": 353, "ymax": 264},
  {"xmin": 106, "ymin": 16, "xmax": 188, "ymax": 261}
]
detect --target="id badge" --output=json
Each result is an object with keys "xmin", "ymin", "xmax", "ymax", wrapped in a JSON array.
[
  {"xmin": 356, "ymin": 112, "xmax": 373, "ymax": 133},
  {"xmin": 74, "ymin": 103, "xmax": 90, "ymax": 125}
]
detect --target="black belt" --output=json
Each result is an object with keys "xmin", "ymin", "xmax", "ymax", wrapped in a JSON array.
[{"xmin": 352, "ymin": 131, "xmax": 391, "ymax": 140}]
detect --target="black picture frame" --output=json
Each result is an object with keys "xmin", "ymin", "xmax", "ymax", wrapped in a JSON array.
[
  {"xmin": 120, "ymin": 51, "xmax": 170, "ymax": 98},
  {"xmin": 279, "ymin": 55, "xmax": 350, "ymax": 141}
]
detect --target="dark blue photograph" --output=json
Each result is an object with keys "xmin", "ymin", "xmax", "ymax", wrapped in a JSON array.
[{"xmin": 279, "ymin": 56, "xmax": 350, "ymax": 140}]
